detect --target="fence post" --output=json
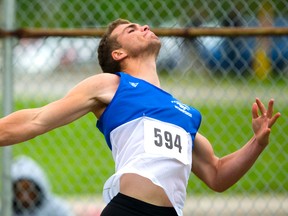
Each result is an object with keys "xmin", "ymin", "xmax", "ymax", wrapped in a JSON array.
[{"xmin": 1, "ymin": 0, "xmax": 16, "ymax": 215}]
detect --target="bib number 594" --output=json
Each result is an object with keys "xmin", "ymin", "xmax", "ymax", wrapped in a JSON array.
[
  {"xmin": 154, "ymin": 127, "xmax": 182, "ymax": 153},
  {"xmin": 144, "ymin": 119, "xmax": 190, "ymax": 165}
]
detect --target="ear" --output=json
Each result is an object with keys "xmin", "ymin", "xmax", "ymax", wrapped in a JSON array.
[{"xmin": 111, "ymin": 49, "xmax": 127, "ymax": 61}]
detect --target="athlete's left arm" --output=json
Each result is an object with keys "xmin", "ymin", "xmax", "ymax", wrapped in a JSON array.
[{"xmin": 191, "ymin": 98, "xmax": 281, "ymax": 192}]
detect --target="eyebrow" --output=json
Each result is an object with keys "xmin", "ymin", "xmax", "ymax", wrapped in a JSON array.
[{"xmin": 121, "ymin": 23, "xmax": 139, "ymax": 34}]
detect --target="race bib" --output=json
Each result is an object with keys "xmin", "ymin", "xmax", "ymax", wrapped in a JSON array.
[{"xmin": 144, "ymin": 119, "xmax": 190, "ymax": 165}]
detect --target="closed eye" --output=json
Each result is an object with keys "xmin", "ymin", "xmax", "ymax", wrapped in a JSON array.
[
  {"xmin": 128, "ymin": 29, "xmax": 135, "ymax": 33},
  {"xmin": 122, "ymin": 23, "xmax": 140, "ymax": 34}
]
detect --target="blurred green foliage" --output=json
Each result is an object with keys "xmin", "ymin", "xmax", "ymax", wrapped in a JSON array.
[{"xmin": 15, "ymin": 0, "xmax": 288, "ymax": 28}]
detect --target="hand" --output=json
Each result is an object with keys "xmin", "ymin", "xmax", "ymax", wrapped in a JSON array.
[{"xmin": 252, "ymin": 98, "xmax": 281, "ymax": 147}]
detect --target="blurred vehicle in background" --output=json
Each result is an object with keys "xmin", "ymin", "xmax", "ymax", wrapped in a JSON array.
[
  {"xmin": 13, "ymin": 36, "xmax": 186, "ymax": 75},
  {"xmin": 13, "ymin": 37, "xmax": 99, "ymax": 74},
  {"xmin": 12, "ymin": 17, "xmax": 288, "ymax": 76},
  {"xmin": 192, "ymin": 17, "xmax": 288, "ymax": 75},
  {"xmin": 13, "ymin": 36, "xmax": 187, "ymax": 75}
]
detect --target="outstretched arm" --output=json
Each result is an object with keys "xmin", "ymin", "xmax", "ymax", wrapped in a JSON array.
[
  {"xmin": 0, "ymin": 73, "xmax": 119, "ymax": 146},
  {"xmin": 192, "ymin": 98, "xmax": 281, "ymax": 192},
  {"xmin": 0, "ymin": 96, "xmax": 93, "ymax": 146}
]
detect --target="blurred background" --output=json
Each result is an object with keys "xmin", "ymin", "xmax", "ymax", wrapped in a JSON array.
[{"xmin": 0, "ymin": 0, "xmax": 287, "ymax": 215}]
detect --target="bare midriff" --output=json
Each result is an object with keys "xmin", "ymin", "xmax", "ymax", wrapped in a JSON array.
[{"xmin": 120, "ymin": 173, "xmax": 173, "ymax": 207}]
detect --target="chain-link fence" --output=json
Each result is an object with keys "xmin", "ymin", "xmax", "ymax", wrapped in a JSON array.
[{"xmin": 1, "ymin": 0, "xmax": 288, "ymax": 215}]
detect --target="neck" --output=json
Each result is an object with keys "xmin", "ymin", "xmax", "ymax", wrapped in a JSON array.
[{"xmin": 123, "ymin": 56, "xmax": 160, "ymax": 87}]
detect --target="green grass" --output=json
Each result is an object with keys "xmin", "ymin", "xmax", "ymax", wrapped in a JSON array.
[{"xmin": 9, "ymin": 96, "xmax": 288, "ymax": 196}]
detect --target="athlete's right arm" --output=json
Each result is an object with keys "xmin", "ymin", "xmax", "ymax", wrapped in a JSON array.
[{"xmin": 0, "ymin": 73, "xmax": 119, "ymax": 146}]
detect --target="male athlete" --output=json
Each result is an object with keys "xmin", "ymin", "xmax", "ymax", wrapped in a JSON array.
[{"xmin": 0, "ymin": 19, "xmax": 281, "ymax": 216}]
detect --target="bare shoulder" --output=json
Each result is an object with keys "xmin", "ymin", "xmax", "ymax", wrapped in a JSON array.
[
  {"xmin": 81, "ymin": 72, "xmax": 119, "ymax": 86},
  {"xmin": 94, "ymin": 72, "xmax": 120, "ymax": 82},
  {"xmin": 69, "ymin": 73, "xmax": 119, "ymax": 94},
  {"xmin": 89, "ymin": 73, "xmax": 120, "ymax": 98},
  {"xmin": 64, "ymin": 72, "xmax": 119, "ymax": 107},
  {"xmin": 71, "ymin": 73, "xmax": 120, "ymax": 118}
]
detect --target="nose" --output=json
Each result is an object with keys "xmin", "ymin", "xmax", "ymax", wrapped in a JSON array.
[{"xmin": 141, "ymin": 25, "xmax": 150, "ymax": 32}]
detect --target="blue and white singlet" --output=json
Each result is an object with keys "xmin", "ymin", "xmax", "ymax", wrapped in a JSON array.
[{"xmin": 97, "ymin": 72, "xmax": 202, "ymax": 216}]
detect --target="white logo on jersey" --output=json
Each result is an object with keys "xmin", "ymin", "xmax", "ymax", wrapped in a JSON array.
[
  {"xmin": 171, "ymin": 100, "xmax": 192, "ymax": 117},
  {"xmin": 129, "ymin": 82, "xmax": 139, "ymax": 87}
]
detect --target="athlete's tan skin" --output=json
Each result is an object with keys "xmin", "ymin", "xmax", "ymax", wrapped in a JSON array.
[{"xmin": 0, "ymin": 22, "xmax": 281, "ymax": 207}]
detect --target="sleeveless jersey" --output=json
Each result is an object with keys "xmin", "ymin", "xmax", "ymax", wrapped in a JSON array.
[{"xmin": 96, "ymin": 72, "xmax": 202, "ymax": 216}]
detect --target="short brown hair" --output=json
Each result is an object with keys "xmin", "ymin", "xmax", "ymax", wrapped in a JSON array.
[{"xmin": 97, "ymin": 19, "xmax": 130, "ymax": 73}]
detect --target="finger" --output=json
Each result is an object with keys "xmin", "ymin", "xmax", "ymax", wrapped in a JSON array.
[
  {"xmin": 268, "ymin": 112, "xmax": 281, "ymax": 128},
  {"xmin": 252, "ymin": 102, "xmax": 259, "ymax": 119},
  {"xmin": 266, "ymin": 99, "xmax": 274, "ymax": 119},
  {"xmin": 256, "ymin": 98, "xmax": 267, "ymax": 116}
]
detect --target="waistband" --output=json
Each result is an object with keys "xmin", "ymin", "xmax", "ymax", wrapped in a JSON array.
[{"xmin": 109, "ymin": 193, "xmax": 178, "ymax": 216}]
